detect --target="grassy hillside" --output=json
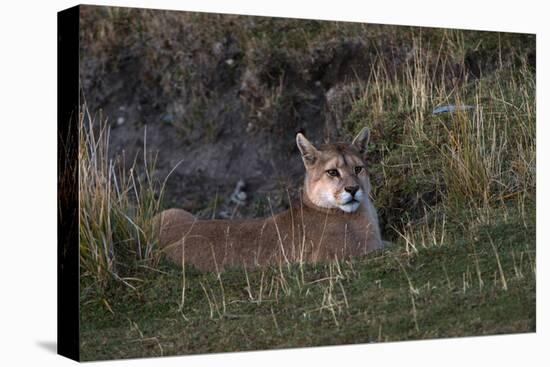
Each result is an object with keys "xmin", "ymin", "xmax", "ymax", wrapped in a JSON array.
[
  {"xmin": 78, "ymin": 6, "xmax": 535, "ymax": 361},
  {"xmin": 80, "ymin": 204, "xmax": 534, "ymax": 360}
]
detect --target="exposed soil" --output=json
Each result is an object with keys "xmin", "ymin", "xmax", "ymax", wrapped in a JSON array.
[{"xmin": 79, "ymin": 5, "xmax": 535, "ymax": 222}]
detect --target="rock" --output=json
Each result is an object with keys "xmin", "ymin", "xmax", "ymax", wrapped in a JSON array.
[
  {"xmin": 432, "ymin": 105, "xmax": 475, "ymax": 115},
  {"xmin": 230, "ymin": 179, "xmax": 247, "ymax": 205}
]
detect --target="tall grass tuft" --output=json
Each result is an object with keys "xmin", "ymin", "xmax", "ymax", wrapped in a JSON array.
[
  {"xmin": 79, "ymin": 105, "xmax": 165, "ymax": 294},
  {"xmin": 439, "ymin": 64, "xmax": 535, "ymax": 207},
  {"xmin": 340, "ymin": 32, "xmax": 535, "ymax": 236}
]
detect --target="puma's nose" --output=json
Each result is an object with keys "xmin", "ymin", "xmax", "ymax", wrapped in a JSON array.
[{"xmin": 345, "ymin": 186, "xmax": 359, "ymax": 196}]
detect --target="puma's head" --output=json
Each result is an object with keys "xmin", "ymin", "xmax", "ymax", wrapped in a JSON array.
[{"xmin": 296, "ymin": 127, "xmax": 372, "ymax": 213}]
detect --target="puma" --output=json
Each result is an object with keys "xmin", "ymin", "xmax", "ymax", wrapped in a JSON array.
[{"xmin": 154, "ymin": 127, "xmax": 383, "ymax": 272}]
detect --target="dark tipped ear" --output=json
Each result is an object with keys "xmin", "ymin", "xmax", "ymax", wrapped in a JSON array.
[
  {"xmin": 352, "ymin": 127, "xmax": 370, "ymax": 154},
  {"xmin": 296, "ymin": 133, "xmax": 319, "ymax": 166}
]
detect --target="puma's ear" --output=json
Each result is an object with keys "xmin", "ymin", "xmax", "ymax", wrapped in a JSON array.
[
  {"xmin": 352, "ymin": 127, "xmax": 370, "ymax": 154},
  {"xmin": 296, "ymin": 133, "xmax": 319, "ymax": 166}
]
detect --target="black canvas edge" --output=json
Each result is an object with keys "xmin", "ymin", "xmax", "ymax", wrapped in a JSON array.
[{"xmin": 57, "ymin": 4, "xmax": 80, "ymax": 362}]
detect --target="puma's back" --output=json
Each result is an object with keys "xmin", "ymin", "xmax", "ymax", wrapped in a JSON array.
[{"xmin": 155, "ymin": 127, "xmax": 382, "ymax": 272}]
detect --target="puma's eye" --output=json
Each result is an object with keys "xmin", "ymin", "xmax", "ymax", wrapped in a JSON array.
[
  {"xmin": 326, "ymin": 169, "xmax": 339, "ymax": 177},
  {"xmin": 354, "ymin": 166, "xmax": 363, "ymax": 175}
]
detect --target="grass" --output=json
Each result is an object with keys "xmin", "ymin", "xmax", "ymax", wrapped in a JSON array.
[
  {"xmin": 79, "ymin": 106, "xmax": 167, "ymax": 294},
  {"xmin": 80, "ymin": 202, "xmax": 535, "ymax": 360},
  {"xmin": 78, "ymin": 8, "xmax": 535, "ymax": 361}
]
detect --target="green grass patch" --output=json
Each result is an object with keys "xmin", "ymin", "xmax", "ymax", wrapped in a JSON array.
[{"xmin": 80, "ymin": 202, "xmax": 535, "ymax": 360}]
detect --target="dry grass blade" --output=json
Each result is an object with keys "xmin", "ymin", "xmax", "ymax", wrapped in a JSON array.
[{"xmin": 79, "ymin": 103, "xmax": 165, "ymax": 293}]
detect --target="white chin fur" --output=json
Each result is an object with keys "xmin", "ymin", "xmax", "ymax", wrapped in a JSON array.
[
  {"xmin": 336, "ymin": 190, "xmax": 364, "ymax": 213},
  {"xmin": 312, "ymin": 190, "xmax": 364, "ymax": 213},
  {"xmin": 339, "ymin": 201, "xmax": 361, "ymax": 213}
]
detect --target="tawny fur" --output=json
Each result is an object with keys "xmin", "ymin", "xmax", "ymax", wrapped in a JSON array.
[{"xmin": 154, "ymin": 128, "xmax": 383, "ymax": 272}]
